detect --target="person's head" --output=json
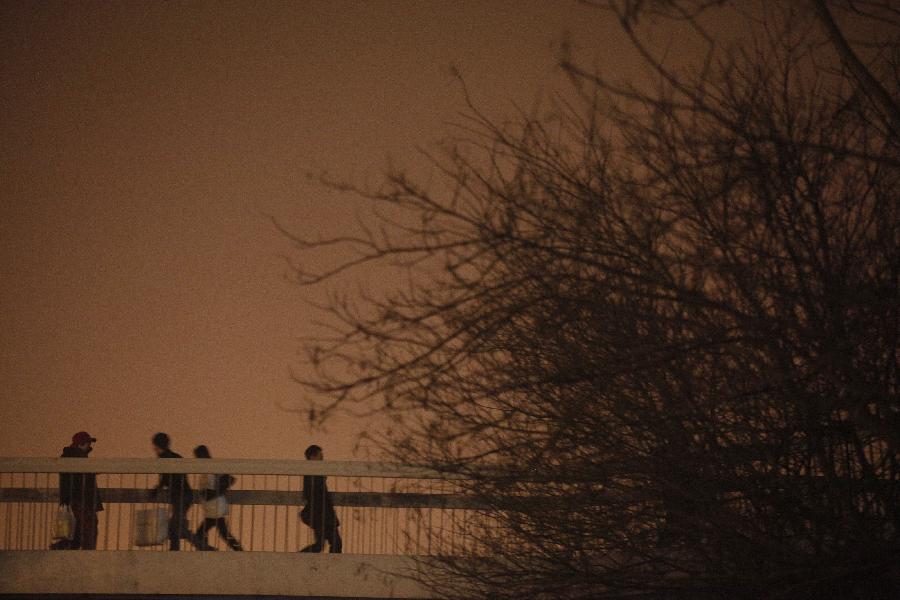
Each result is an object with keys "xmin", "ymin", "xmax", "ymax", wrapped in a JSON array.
[
  {"xmin": 304, "ymin": 444, "xmax": 323, "ymax": 460},
  {"xmin": 151, "ymin": 432, "xmax": 170, "ymax": 456},
  {"xmin": 193, "ymin": 444, "xmax": 211, "ymax": 459},
  {"xmin": 71, "ymin": 431, "xmax": 96, "ymax": 454}
]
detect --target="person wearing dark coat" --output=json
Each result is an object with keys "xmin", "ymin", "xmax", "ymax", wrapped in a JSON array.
[
  {"xmin": 51, "ymin": 431, "xmax": 103, "ymax": 550},
  {"xmin": 151, "ymin": 432, "xmax": 198, "ymax": 551},
  {"xmin": 299, "ymin": 444, "xmax": 342, "ymax": 553}
]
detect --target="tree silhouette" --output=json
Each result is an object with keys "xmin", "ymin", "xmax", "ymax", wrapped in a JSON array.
[{"xmin": 286, "ymin": 2, "xmax": 899, "ymax": 597}]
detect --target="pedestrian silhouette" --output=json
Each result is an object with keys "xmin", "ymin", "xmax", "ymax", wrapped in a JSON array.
[
  {"xmin": 299, "ymin": 444, "xmax": 342, "ymax": 553},
  {"xmin": 193, "ymin": 444, "xmax": 243, "ymax": 551}
]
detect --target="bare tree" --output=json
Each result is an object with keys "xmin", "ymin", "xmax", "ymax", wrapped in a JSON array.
[{"xmin": 284, "ymin": 2, "xmax": 898, "ymax": 598}]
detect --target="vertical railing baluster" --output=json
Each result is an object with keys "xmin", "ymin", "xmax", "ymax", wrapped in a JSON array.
[
  {"xmin": 262, "ymin": 475, "xmax": 270, "ymax": 551},
  {"xmin": 114, "ymin": 474, "xmax": 123, "ymax": 550},
  {"xmin": 25, "ymin": 473, "xmax": 31, "ymax": 550},
  {"xmin": 393, "ymin": 482, "xmax": 399, "ymax": 555},
  {"xmin": 17, "ymin": 473, "xmax": 24, "ymax": 550},
  {"xmin": 249, "ymin": 475, "xmax": 256, "ymax": 552}
]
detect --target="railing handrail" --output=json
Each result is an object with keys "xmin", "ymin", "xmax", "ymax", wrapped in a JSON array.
[
  {"xmin": 0, "ymin": 457, "xmax": 457, "ymax": 479},
  {"xmin": 0, "ymin": 487, "xmax": 484, "ymax": 509}
]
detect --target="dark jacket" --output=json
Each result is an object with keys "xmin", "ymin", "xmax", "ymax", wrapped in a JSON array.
[
  {"xmin": 302, "ymin": 475, "xmax": 338, "ymax": 529},
  {"xmin": 59, "ymin": 446, "xmax": 103, "ymax": 512},
  {"xmin": 153, "ymin": 449, "xmax": 193, "ymax": 505}
]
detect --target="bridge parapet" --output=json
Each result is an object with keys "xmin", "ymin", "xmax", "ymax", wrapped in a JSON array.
[
  {"xmin": 0, "ymin": 457, "xmax": 487, "ymax": 555},
  {"xmin": 0, "ymin": 550, "xmax": 434, "ymax": 598}
]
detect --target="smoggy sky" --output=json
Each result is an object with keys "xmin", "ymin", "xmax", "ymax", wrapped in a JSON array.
[{"xmin": 0, "ymin": 1, "xmax": 653, "ymax": 460}]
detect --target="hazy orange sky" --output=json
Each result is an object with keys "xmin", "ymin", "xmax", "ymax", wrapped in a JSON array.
[{"xmin": 0, "ymin": 1, "xmax": 649, "ymax": 460}]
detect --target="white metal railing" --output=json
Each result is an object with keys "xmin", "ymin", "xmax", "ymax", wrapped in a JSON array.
[
  {"xmin": 0, "ymin": 457, "xmax": 451, "ymax": 477},
  {"xmin": 0, "ymin": 458, "xmax": 488, "ymax": 555}
]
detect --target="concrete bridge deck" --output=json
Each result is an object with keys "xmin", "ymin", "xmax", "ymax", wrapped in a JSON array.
[{"xmin": 0, "ymin": 551, "xmax": 433, "ymax": 599}]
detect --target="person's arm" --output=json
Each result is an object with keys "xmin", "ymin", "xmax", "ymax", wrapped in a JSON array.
[{"xmin": 151, "ymin": 473, "xmax": 168, "ymax": 499}]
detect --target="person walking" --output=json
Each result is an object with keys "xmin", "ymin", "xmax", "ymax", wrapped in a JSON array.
[
  {"xmin": 192, "ymin": 445, "xmax": 243, "ymax": 551},
  {"xmin": 299, "ymin": 444, "xmax": 342, "ymax": 553},
  {"xmin": 151, "ymin": 432, "xmax": 198, "ymax": 551},
  {"xmin": 51, "ymin": 431, "xmax": 103, "ymax": 550}
]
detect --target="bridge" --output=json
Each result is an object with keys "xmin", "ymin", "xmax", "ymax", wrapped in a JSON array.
[{"xmin": 0, "ymin": 457, "xmax": 485, "ymax": 599}]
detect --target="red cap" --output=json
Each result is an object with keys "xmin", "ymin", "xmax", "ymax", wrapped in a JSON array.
[{"xmin": 72, "ymin": 431, "xmax": 97, "ymax": 445}]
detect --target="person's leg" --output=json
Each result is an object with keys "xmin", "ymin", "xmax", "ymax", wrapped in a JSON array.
[
  {"xmin": 70, "ymin": 505, "xmax": 94, "ymax": 550},
  {"xmin": 216, "ymin": 518, "xmax": 243, "ymax": 551},
  {"xmin": 168, "ymin": 518, "xmax": 179, "ymax": 550},
  {"xmin": 195, "ymin": 517, "xmax": 208, "ymax": 544},
  {"xmin": 326, "ymin": 526, "xmax": 342, "ymax": 554},
  {"xmin": 177, "ymin": 504, "xmax": 199, "ymax": 548},
  {"xmin": 168, "ymin": 503, "xmax": 185, "ymax": 550},
  {"xmin": 168, "ymin": 515, "xmax": 180, "ymax": 551},
  {"xmin": 70, "ymin": 515, "xmax": 83, "ymax": 550},
  {"xmin": 300, "ymin": 526, "xmax": 324, "ymax": 552},
  {"xmin": 195, "ymin": 517, "xmax": 215, "ymax": 550},
  {"xmin": 79, "ymin": 511, "xmax": 98, "ymax": 550}
]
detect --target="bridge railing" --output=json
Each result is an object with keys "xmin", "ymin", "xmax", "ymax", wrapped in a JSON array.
[{"xmin": 0, "ymin": 458, "xmax": 489, "ymax": 555}]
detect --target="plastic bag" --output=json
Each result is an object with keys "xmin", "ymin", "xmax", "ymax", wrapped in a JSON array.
[
  {"xmin": 53, "ymin": 505, "xmax": 75, "ymax": 541},
  {"xmin": 203, "ymin": 495, "xmax": 229, "ymax": 519},
  {"xmin": 133, "ymin": 507, "xmax": 168, "ymax": 546}
]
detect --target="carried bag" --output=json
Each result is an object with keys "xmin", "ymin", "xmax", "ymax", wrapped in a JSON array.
[
  {"xmin": 203, "ymin": 495, "xmax": 229, "ymax": 519},
  {"xmin": 299, "ymin": 505, "xmax": 311, "ymax": 526},
  {"xmin": 133, "ymin": 507, "xmax": 168, "ymax": 546},
  {"xmin": 53, "ymin": 505, "xmax": 76, "ymax": 541}
]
